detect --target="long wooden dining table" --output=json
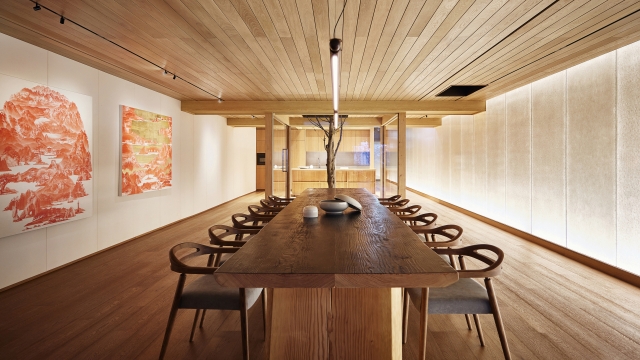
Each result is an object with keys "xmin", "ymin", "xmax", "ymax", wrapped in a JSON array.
[{"xmin": 215, "ymin": 188, "xmax": 458, "ymax": 360}]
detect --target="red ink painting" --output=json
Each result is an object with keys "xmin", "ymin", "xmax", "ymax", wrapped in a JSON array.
[
  {"xmin": 0, "ymin": 77, "xmax": 93, "ymax": 238},
  {"xmin": 120, "ymin": 106, "xmax": 172, "ymax": 196}
]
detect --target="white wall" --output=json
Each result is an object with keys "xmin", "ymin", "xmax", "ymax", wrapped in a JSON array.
[
  {"xmin": 0, "ymin": 33, "xmax": 256, "ymax": 289},
  {"xmin": 407, "ymin": 40, "xmax": 640, "ymax": 276}
]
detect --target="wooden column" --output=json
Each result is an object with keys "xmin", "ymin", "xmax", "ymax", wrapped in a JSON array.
[
  {"xmin": 398, "ymin": 112, "xmax": 406, "ymax": 198},
  {"xmin": 265, "ymin": 112, "xmax": 273, "ymax": 198}
]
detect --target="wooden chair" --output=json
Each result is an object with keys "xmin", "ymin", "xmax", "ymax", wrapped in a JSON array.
[
  {"xmin": 268, "ymin": 195, "xmax": 294, "ymax": 205},
  {"xmin": 259, "ymin": 199, "xmax": 286, "ymax": 212},
  {"xmin": 382, "ymin": 198, "xmax": 410, "ymax": 208},
  {"xmin": 398, "ymin": 212, "xmax": 437, "ymax": 226},
  {"xmin": 159, "ymin": 242, "xmax": 267, "ymax": 360},
  {"xmin": 248, "ymin": 205, "xmax": 279, "ymax": 217},
  {"xmin": 404, "ymin": 244, "xmax": 511, "ymax": 360},
  {"xmin": 378, "ymin": 194, "xmax": 401, "ymax": 203},
  {"xmin": 208, "ymin": 225, "xmax": 258, "ymax": 259},
  {"xmin": 388, "ymin": 204, "xmax": 422, "ymax": 216},
  {"xmin": 231, "ymin": 213, "xmax": 268, "ymax": 230},
  {"xmin": 261, "ymin": 198, "xmax": 287, "ymax": 209}
]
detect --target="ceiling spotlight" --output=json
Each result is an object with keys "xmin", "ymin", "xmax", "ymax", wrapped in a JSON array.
[
  {"xmin": 33, "ymin": 3, "xmax": 41, "ymax": 11},
  {"xmin": 218, "ymin": 98, "xmax": 222, "ymax": 103},
  {"xmin": 173, "ymin": 74, "xmax": 176, "ymax": 80},
  {"xmin": 60, "ymin": 16, "xmax": 65, "ymax": 24},
  {"xmin": 163, "ymin": 69, "xmax": 167, "ymax": 75}
]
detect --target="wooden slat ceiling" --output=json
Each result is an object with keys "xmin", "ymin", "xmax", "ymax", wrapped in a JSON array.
[{"xmin": 1, "ymin": 0, "xmax": 640, "ymax": 103}]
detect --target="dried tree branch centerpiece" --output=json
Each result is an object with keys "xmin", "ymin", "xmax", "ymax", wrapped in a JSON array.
[{"xmin": 307, "ymin": 115, "xmax": 347, "ymax": 188}]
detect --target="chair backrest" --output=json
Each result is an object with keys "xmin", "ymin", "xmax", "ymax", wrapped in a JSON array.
[
  {"xmin": 209, "ymin": 224, "xmax": 257, "ymax": 246},
  {"xmin": 268, "ymin": 195, "xmax": 294, "ymax": 204},
  {"xmin": 259, "ymin": 199, "xmax": 285, "ymax": 211},
  {"xmin": 378, "ymin": 194, "xmax": 401, "ymax": 203},
  {"xmin": 399, "ymin": 212, "xmax": 437, "ymax": 226},
  {"xmin": 231, "ymin": 213, "xmax": 267, "ymax": 229},
  {"xmin": 411, "ymin": 224, "xmax": 462, "ymax": 248},
  {"xmin": 433, "ymin": 244, "xmax": 504, "ymax": 278},
  {"xmin": 383, "ymin": 198, "xmax": 410, "ymax": 208},
  {"xmin": 169, "ymin": 242, "xmax": 239, "ymax": 274},
  {"xmin": 388, "ymin": 204, "xmax": 421, "ymax": 215},
  {"xmin": 248, "ymin": 205, "xmax": 278, "ymax": 217}
]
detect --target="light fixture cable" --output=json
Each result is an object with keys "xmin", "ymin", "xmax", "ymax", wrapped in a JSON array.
[{"xmin": 28, "ymin": 0, "xmax": 223, "ymax": 101}]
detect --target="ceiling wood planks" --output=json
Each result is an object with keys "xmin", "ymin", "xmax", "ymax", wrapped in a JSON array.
[{"xmin": 0, "ymin": 0, "xmax": 639, "ymax": 104}]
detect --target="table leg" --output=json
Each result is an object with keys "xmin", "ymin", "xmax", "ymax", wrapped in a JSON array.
[
  {"xmin": 269, "ymin": 288, "xmax": 402, "ymax": 360},
  {"xmin": 419, "ymin": 288, "xmax": 429, "ymax": 360}
]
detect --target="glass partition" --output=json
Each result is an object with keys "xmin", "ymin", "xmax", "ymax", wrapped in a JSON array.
[
  {"xmin": 384, "ymin": 124, "xmax": 398, "ymax": 197},
  {"xmin": 288, "ymin": 127, "xmax": 376, "ymax": 195},
  {"xmin": 272, "ymin": 120, "xmax": 288, "ymax": 197}
]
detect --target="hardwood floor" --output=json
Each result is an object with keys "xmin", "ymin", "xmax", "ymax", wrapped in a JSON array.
[{"xmin": 1, "ymin": 190, "xmax": 639, "ymax": 360}]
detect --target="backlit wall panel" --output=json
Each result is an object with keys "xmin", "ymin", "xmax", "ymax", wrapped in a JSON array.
[
  {"xmin": 408, "ymin": 39, "xmax": 640, "ymax": 276},
  {"xmin": 566, "ymin": 52, "xmax": 617, "ymax": 265},
  {"xmin": 460, "ymin": 116, "xmax": 474, "ymax": 210},
  {"xmin": 449, "ymin": 116, "xmax": 462, "ymax": 205},
  {"xmin": 486, "ymin": 95, "xmax": 507, "ymax": 223},
  {"xmin": 440, "ymin": 120, "xmax": 451, "ymax": 200},
  {"xmin": 616, "ymin": 41, "xmax": 640, "ymax": 274},
  {"xmin": 505, "ymin": 85, "xmax": 532, "ymax": 232},
  {"xmin": 471, "ymin": 112, "xmax": 487, "ymax": 215},
  {"xmin": 531, "ymin": 72, "xmax": 566, "ymax": 246}
]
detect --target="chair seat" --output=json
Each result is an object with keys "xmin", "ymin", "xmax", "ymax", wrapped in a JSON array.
[
  {"xmin": 407, "ymin": 278, "xmax": 492, "ymax": 315},
  {"xmin": 439, "ymin": 254, "xmax": 451, "ymax": 264},
  {"xmin": 180, "ymin": 275, "xmax": 262, "ymax": 311}
]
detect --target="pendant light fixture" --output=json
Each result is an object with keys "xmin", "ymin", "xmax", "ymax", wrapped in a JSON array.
[{"xmin": 330, "ymin": 1, "xmax": 347, "ymax": 128}]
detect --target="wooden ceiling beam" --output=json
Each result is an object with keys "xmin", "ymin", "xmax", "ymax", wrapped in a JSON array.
[{"xmin": 182, "ymin": 101, "xmax": 485, "ymax": 115}]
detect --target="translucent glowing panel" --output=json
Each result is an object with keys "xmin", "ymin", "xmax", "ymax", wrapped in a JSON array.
[
  {"xmin": 486, "ymin": 95, "xmax": 506, "ymax": 223},
  {"xmin": 566, "ymin": 52, "xmax": 617, "ymax": 265},
  {"xmin": 471, "ymin": 112, "xmax": 487, "ymax": 215},
  {"xmin": 504, "ymin": 85, "xmax": 532, "ymax": 232},
  {"xmin": 440, "ymin": 118, "xmax": 451, "ymax": 201},
  {"xmin": 460, "ymin": 116, "xmax": 474, "ymax": 210},
  {"xmin": 531, "ymin": 72, "xmax": 566, "ymax": 246},
  {"xmin": 616, "ymin": 41, "xmax": 640, "ymax": 275},
  {"xmin": 449, "ymin": 116, "xmax": 462, "ymax": 205}
]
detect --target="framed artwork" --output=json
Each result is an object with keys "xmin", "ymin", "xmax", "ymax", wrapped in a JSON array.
[
  {"xmin": 0, "ymin": 74, "xmax": 93, "ymax": 238},
  {"xmin": 119, "ymin": 105, "xmax": 172, "ymax": 196}
]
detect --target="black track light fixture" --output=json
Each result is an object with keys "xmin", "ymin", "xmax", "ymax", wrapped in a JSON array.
[
  {"xmin": 60, "ymin": 16, "xmax": 65, "ymax": 24},
  {"xmin": 33, "ymin": 3, "xmax": 41, "ymax": 11},
  {"xmin": 218, "ymin": 98, "xmax": 222, "ymax": 103},
  {"xmin": 163, "ymin": 69, "xmax": 167, "ymax": 75},
  {"xmin": 173, "ymin": 74, "xmax": 176, "ymax": 80}
]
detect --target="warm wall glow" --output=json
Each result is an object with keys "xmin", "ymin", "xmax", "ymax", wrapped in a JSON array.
[{"xmin": 406, "ymin": 40, "xmax": 640, "ymax": 276}]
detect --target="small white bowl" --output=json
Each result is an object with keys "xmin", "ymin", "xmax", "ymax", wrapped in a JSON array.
[
  {"xmin": 319, "ymin": 200, "xmax": 348, "ymax": 214},
  {"xmin": 303, "ymin": 205, "xmax": 318, "ymax": 218}
]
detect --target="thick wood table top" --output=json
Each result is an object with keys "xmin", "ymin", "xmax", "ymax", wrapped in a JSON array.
[{"xmin": 215, "ymin": 188, "xmax": 458, "ymax": 288}]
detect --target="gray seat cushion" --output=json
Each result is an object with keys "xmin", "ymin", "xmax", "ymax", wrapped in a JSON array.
[
  {"xmin": 407, "ymin": 278, "xmax": 492, "ymax": 314},
  {"xmin": 180, "ymin": 275, "xmax": 262, "ymax": 311}
]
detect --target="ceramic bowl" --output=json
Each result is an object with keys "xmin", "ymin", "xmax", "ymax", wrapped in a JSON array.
[{"xmin": 319, "ymin": 200, "xmax": 348, "ymax": 214}]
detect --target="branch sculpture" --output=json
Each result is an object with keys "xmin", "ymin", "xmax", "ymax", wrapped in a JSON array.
[{"xmin": 307, "ymin": 115, "xmax": 346, "ymax": 188}]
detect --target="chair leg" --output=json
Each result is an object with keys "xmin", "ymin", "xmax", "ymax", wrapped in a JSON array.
[
  {"xmin": 472, "ymin": 314, "xmax": 485, "ymax": 346},
  {"xmin": 200, "ymin": 310, "xmax": 207, "ymax": 328},
  {"xmin": 402, "ymin": 288, "xmax": 410, "ymax": 344},
  {"xmin": 239, "ymin": 288, "xmax": 250, "ymax": 360},
  {"xmin": 159, "ymin": 274, "xmax": 186, "ymax": 360},
  {"xmin": 419, "ymin": 288, "xmax": 429, "ymax": 360},
  {"xmin": 189, "ymin": 309, "xmax": 201, "ymax": 342},
  {"xmin": 464, "ymin": 314, "xmax": 472, "ymax": 330},
  {"xmin": 485, "ymin": 278, "xmax": 511, "ymax": 360},
  {"xmin": 261, "ymin": 289, "xmax": 268, "ymax": 341}
]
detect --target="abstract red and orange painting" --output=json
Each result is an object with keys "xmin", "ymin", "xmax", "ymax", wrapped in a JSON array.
[
  {"xmin": 120, "ymin": 106, "xmax": 172, "ymax": 196},
  {"xmin": 0, "ymin": 75, "xmax": 93, "ymax": 239}
]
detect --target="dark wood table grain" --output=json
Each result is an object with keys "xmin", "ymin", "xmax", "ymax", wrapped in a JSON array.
[{"xmin": 215, "ymin": 188, "xmax": 458, "ymax": 360}]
